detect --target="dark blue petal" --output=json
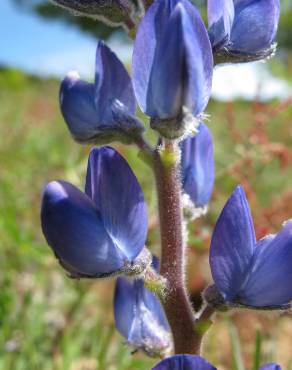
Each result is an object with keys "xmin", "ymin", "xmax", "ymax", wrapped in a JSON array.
[
  {"xmin": 132, "ymin": 0, "xmax": 212, "ymax": 119},
  {"xmin": 114, "ymin": 277, "xmax": 171, "ymax": 356},
  {"xmin": 95, "ymin": 41, "xmax": 136, "ymax": 123},
  {"xmin": 85, "ymin": 147, "xmax": 148, "ymax": 262},
  {"xmin": 132, "ymin": 0, "xmax": 176, "ymax": 115},
  {"xmin": 230, "ymin": 0, "xmax": 280, "ymax": 54},
  {"xmin": 60, "ymin": 72, "xmax": 100, "ymax": 143},
  {"xmin": 152, "ymin": 354, "xmax": 217, "ymax": 370},
  {"xmin": 41, "ymin": 181, "xmax": 126, "ymax": 276},
  {"xmin": 114, "ymin": 277, "xmax": 136, "ymax": 339},
  {"xmin": 209, "ymin": 186, "xmax": 256, "ymax": 301},
  {"xmin": 60, "ymin": 42, "xmax": 139, "ymax": 144},
  {"xmin": 239, "ymin": 221, "xmax": 292, "ymax": 306},
  {"xmin": 111, "ymin": 100, "xmax": 145, "ymax": 138},
  {"xmin": 181, "ymin": 123, "xmax": 215, "ymax": 208},
  {"xmin": 259, "ymin": 364, "xmax": 282, "ymax": 370},
  {"xmin": 208, "ymin": 0, "xmax": 234, "ymax": 49}
]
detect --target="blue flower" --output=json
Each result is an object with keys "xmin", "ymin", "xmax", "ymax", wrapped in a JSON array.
[
  {"xmin": 152, "ymin": 354, "xmax": 216, "ymax": 369},
  {"xmin": 259, "ymin": 365, "xmax": 282, "ymax": 370},
  {"xmin": 60, "ymin": 41, "xmax": 144, "ymax": 145},
  {"xmin": 208, "ymin": 0, "xmax": 280, "ymax": 61},
  {"xmin": 41, "ymin": 147, "xmax": 148, "ymax": 278},
  {"xmin": 208, "ymin": 185, "xmax": 292, "ymax": 309},
  {"xmin": 132, "ymin": 0, "xmax": 213, "ymax": 136},
  {"xmin": 181, "ymin": 123, "xmax": 214, "ymax": 216},
  {"xmin": 114, "ymin": 257, "xmax": 172, "ymax": 357}
]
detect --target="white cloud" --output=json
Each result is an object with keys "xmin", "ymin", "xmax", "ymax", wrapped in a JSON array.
[{"xmin": 212, "ymin": 62, "xmax": 292, "ymax": 101}]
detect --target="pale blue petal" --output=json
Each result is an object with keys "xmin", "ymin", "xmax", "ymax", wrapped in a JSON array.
[{"xmin": 208, "ymin": 0, "xmax": 234, "ymax": 49}]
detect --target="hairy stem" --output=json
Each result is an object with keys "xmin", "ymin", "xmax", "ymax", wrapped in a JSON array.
[{"xmin": 154, "ymin": 139, "xmax": 203, "ymax": 354}]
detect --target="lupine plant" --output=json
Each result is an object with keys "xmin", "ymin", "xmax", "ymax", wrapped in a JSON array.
[{"xmin": 41, "ymin": 0, "xmax": 290, "ymax": 368}]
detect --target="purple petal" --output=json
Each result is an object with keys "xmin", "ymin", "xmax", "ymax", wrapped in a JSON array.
[
  {"xmin": 209, "ymin": 186, "xmax": 256, "ymax": 301},
  {"xmin": 59, "ymin": 69, "xmax": 140, "ymax": 144},
  {"xmin": 95, "ymin": 41, "xmax": 136, "ymax": 123},
  {"xmin": 114, "ymin": 277, "xmax": 136, "ymax": 339},
  {"xmin": 60, "ymin": 72, "xmax": 100, "ymax": 143},
  {"xmin": 132, "ymin": 0, "xmax": 212, "ymax": 118},
  {"xmin": 114, "ymin": 277, "xmax": 171, "ymax": 355},
  {"xmin": 230, "ymin": 0, "xmax": 280, "ymax": 54},
  {"xmin": 132, "ymin": 0, "xmax": 175, "ymax": 115},
  {"xmin": 85, "ymin": 147, "xmax": 148, "ymax": 262},
  {"xmin": 152, "ymin": 354, "xmax": 216, "ymax": 370},
  {"xmin": 181, "ymin": 123, "xmax": 215, "ymax": 207},
  {"xmin": 239, "ymin": 220, "xmax": 292, "ymax": 306},
  {"xmin": 259, "ymin": 364, "xmax": 282, "ymax": 370},
  {"xmin": 41, "ymin": 181, "xmax": 125, "ymax": 276},
  {"xmin": 208, "ymin": 0, "xmax": 234, "ymax": 49},
  {"xmin": 60, "ymin": 42, "xmax": 137, "ymax": 145}
]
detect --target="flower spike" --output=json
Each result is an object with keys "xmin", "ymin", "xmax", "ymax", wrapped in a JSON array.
[
  {"xmin": 207, "ymin": 186, "xmax": 292, "ymax": 310},
  {"xmin": 132, "ymin": 0, "xmax": 213, "ymax": 138},
  {"xmin": 114, "ymin": 258, "xmax": 172, "ymax": 357},
  {"xmin": 152, "ymin": 354, "xmax": 217, "ymax": 369},
  {"xmin": 41, "ymin": 147, "xmax": 148, "ymax": 278},
  {"xmin": 181, "ymin": 123, "xmax": 215, "ymax": 218},
  {"xmin": 60, "ymin": 41, "xmax": 144, "ymax": 145}
]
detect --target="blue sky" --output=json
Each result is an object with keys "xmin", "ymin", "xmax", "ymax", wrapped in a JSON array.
[
  {"xmin": 0, "ymin": 1, "xmax": 130, "ymax": 78},
  {"xmin": 0, "ymin": 1, "xmax": 291, "ymax": 100}
]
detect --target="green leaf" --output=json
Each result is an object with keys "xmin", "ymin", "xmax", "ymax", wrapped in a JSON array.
[
  {"xmin": 253, "ymin": 329, "xmax": 262, "ymax": 370},
  {"xmin": 229, "ymin": 323, "xmax": 246, "ymax": 370}
]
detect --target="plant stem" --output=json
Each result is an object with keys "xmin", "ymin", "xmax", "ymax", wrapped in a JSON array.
[
  {"xmin": 154, "ymin": 139, "xmax": 202, "ymax": 354},
  {"xmin": 196, "ymin": 304, "xmax": 215, "ymax": 334}
]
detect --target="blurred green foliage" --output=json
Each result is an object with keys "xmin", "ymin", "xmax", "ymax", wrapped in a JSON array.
[{"xmin": 0, "ymin": 67, "xmax": 291, "ymax": 369}]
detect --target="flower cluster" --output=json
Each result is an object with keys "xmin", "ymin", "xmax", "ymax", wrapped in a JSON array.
[{"xmin": 40, "ymin": 0, "xmax": 290, "ymax": 367}]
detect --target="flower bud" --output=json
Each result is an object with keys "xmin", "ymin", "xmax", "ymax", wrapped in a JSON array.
[
  {"xmin": 132, "ymin": 0, "xmax": 213, "ymax": 138},
  {"xmin": 209, "ymin": 185, "xmax": 292, "ymax": 310},
  {"xmin": 41, "ymin": 147, "xmax": 148, "ymax": 278},
  {"xmin": 60, "ymin": 41, "xmax": 144, "ymax": 145},
  {"xmin": 208, "ymin": 0, "xmax": 280, "ymax": 63},
  {"xmin": 114, "ymin": 258, "xmax": 172, "ymax": 357},
  {"xmin": 181, "ymin": 123, "xmax": 214, "ymax": 219}
]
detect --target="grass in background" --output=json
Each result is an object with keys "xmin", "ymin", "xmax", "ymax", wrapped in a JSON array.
[{"xmin": 0, "ymin": 68, "xmax": 291, "ymax": 370}]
